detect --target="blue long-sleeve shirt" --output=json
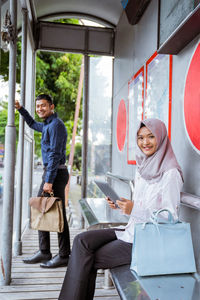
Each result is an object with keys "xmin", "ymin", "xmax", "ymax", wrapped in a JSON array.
[{"xmin": 19, "ymin": 107, "xmax": 67, "ymax": 183}]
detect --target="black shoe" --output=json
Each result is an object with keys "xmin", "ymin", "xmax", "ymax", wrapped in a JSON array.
[
  {"xmin": 40, "ymin": 254, "xmax": 69, "ymax": 268},
  {"xmin": 23, "ymin": 250, "xmax": 52, "ymax": 264}
]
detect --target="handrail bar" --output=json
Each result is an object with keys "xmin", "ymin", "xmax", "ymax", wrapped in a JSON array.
[{"xmin": 106, "ymin": 172, "xmax": 134, "ymax": 201}]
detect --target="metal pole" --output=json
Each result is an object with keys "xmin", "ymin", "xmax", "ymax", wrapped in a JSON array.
[
  {"xmin": 0, "ymin": 0, "xmax": 2, "ymax": 51},
  {"xmin": 80, "ymin": 54, "xmax": 89, "ymax": 228},
  {"xmin": 0, "ymin": 0, "xmax": 17, "ymax": 286},
  {"xmin": 14, "ymin": 8, "xmax": 28, "ymax": 256},
  {"xmin": 103, "ymin": 270, "xmax": 114, "ymax": 289},
  {"xmin": 65, "ymin": 57, "xmax": 84, "ymax": 205},
  {"xmin": 27, "ymin": 50, "xmax": 36, "ymax": 227}
]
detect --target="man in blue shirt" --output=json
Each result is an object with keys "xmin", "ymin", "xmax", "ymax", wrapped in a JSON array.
[{"xmin": 15, "ymin": 94, "xmax": 70, "ymax": 268}]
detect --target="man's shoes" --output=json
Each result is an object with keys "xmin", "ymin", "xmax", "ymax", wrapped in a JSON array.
[
  {"xmin": 40, "ymin": 254, "xmax": 69, "ymax": 268},
  {"xmin": 23, "ymin": 250, "xmax": 52, "ymax": 264}
]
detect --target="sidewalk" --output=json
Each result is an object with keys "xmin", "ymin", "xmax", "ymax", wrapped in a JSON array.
[
  {"xmin": 0, "ymin": 227, "xmax": 120, "ymax": 300},
  {"xmin": 67, "ymin": 175, "xmax": 82, "ymax": 228},
  {"xmin": 0, "ymin": 177, "xmax": 120, "ymax": 299},
  {"xmin": 0, "ymin": 173, "xmax": 120, "ymax": 299}
]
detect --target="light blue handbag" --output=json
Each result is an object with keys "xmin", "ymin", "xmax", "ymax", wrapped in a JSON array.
[{"xmin": 130, "ymin": 209, "xmax": 196, "ymax": 276}]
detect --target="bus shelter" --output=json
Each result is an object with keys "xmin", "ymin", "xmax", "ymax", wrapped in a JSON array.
[{"xmin": 1, "ymin": 0, "xmax": 200, "ymax": 289}]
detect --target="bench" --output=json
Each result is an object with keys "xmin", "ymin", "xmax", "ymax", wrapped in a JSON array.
[
  {"xmin": 79, "ymin": 172, "xmax": 134, "ymax": 230},
  {"xmin": 79, "ymin": 197, "xmax": 129, "ymax": 229},
  {"xmin": 110, "ymin": 191, "xmax": 200, "ymax": 300}
]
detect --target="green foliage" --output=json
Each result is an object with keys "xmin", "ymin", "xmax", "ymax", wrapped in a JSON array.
[
  {"xmin": 73, "ymin": 142, "xmax": 82, "ymax": 171},
  {"xmin": 0, "ymin": 18, "xmax": 83, "ymax": 170},
  {"xmin": 53, "ymin": 18, "xmax": 79, "ymax": 25},
  {"xmin": 34, "ymin": 130, "xmax": 42, "ymax": 158},
  {"xmin": 0, "ymin": 39, "xmax": 21, "ymax": 83},
  {"xmin": 36, "ymin": 51, "xmax": 82, "ymax": 123},
  {"xmin": 64, "ymin": 118, "xmax": 82, "ymax": 156},
  {"xmin": 35, "ymin": 18, "xmax": 83, "ymax": 123}
]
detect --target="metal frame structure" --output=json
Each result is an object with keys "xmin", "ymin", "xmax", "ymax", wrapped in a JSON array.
[{"xmin": 1, "ymin": 0, "xmax": 17, "ymax": 286}]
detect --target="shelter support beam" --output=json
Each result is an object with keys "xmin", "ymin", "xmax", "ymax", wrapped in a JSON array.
[
  {"xmin": 81, "ymin": 55, "xmax": 89, "ymax": 228},
  {"xmin": 14, "ymin": 7, "xmax": 28, "ymax": 256},
  {"xmin": 0, "ymin": 0, "xmax": 17, "ymax": 286}
]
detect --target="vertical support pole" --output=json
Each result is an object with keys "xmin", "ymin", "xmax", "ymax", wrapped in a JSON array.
[
  {"xmin": 0, "ymin": 0, "xmax": 2, "ymax": 51},
  {"xmin": 0, "ymin": 0, "xmax": 17, "ymax": 286},
  {"xmin": 65, "ymin": 56, "xmax": 84, "ymax": 206},
  {"xmin": 14, "ymin": 8, "xmax": 28, "ymax": 256},
  {"xmin": 26, "ymin": 137, "xmax": 33, "ymax": 218},
  {"xmin": 27, "ymin": 50, "xmax": 36, "ymax": 227},
  {"xmin": 80, "ymin": 54, "xmax": 89, "ymax": 228},
  {"xmin": 103, "ymin": 270, "xmax": 114, "ymax": 289}
]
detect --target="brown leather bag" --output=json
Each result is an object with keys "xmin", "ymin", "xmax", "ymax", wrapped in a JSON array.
[{"xmin": 29, "ymin": 193, "xmax": 64, "ymax": 233}]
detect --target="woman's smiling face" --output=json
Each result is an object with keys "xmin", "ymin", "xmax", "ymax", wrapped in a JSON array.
[{"xmin": 137, "ymin": 126, "xmax": 157, "ymax": 156}]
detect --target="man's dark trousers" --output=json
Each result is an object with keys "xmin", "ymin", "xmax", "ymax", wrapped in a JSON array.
[{"xmin": 37, "ymin": 168, "xmax": 70, "ymax": 257}]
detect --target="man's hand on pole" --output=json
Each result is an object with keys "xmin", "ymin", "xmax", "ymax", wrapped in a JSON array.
[{"xmin": 15, "ymin": 100, "xmax": 21, "ymax": 110}]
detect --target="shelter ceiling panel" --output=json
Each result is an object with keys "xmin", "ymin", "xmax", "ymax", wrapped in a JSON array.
[
  {"xmin": 37, "ymin": 21, "xmax": 114, "ymax": 55},
  {"xmin": 33, "ymin": 0, "xmax": 123, "ymax": 26},
  {"xmin": 38, "ymin": 22, "xmax": 85, "ymax": 52},
  {"xmin": 88, "ymin": 30, "xmax": 114, "ymax": 54}
]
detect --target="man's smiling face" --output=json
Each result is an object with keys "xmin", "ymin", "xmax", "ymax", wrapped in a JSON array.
[{"xmin": 36, "ymin": 99, "xmax": 54, "ymax": 119}]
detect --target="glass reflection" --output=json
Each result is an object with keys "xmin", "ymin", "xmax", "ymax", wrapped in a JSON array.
[{"xmin": 87, "ymin": 56, "xmax": 113, "ymax": 196}]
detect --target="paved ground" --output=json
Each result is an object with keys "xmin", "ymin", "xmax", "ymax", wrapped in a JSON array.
[
  {"xmin": 0, "ymin": 167, "xmax": 82, "ymax": 253},
  {"xmin": 0, "ymin": 227, "xmax": 120, "ymax": 300},
  {"xmin": 0, "ymin": 169, "xmax": 120, "ymax": 299}
]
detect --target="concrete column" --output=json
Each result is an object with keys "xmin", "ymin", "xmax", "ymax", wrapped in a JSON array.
[
  {"xmin": 80, "ymin": 54, "xmax": 89, "ymax": 228},
  {"xmin": 14, "ymin": 8, "xmax": 28, "ymax": 256},
  {"xmin": 0, "ymin": 0, "xmax": 17, "ymax": 286}
]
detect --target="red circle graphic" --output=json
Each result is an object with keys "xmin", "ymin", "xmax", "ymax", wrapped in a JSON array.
[{"xmin": 184, "ymin": 43, "xmax": 200, "ymax": 151}]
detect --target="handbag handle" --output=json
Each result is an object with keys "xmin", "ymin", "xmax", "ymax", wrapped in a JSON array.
[
  {"xmin": 40, "ymin": 191, "xmax": 55, "ymax": 214},
  {"xmin": 41, "ymin": 191, "xmax": 54, "ymax": 197},
  {"xmin": 151, "ymin": 209, "xmax": 177, "ymax": 224}
]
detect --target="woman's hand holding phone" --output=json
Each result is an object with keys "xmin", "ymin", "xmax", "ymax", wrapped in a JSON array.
[
  {"xmin": 106, "ymin": 197, "xmax": 118, "ymax": 209},
  {"xmin": 106, "ymin": 197, "xmax": 134, "ymax": 214},
  {"xmin": 116, "ymin": 198, "xmax": 134, "ymax": 215}
]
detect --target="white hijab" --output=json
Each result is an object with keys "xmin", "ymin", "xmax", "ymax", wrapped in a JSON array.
[{"xmin": 135, "ymin": 118, "xmax": 183, "ymax": 183}]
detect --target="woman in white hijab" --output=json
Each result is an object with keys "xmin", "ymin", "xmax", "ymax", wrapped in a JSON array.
[{"xmin": 59, "ymin": 118, "xmax": 183, "ymax": 300}]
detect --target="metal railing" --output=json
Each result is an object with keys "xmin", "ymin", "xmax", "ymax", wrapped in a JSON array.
[{"xmin": 106, "ymin": 172, "xmax": 134, "ymax": 201}]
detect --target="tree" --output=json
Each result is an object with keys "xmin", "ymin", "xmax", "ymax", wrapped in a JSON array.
[
  {"xmin": 0, "ymin": 40, "xmax": 21, "ymax": 83},
  {"xmin": 0, "ymin": 19, "xmax": 83, "ymax": 169},
  {"xmin": 72, "ymin": 142, "xmax": 82, "ymax": 171},
  {"xmin": 36, "ymin": 51, "xmax": 82, "ymax": 123}
]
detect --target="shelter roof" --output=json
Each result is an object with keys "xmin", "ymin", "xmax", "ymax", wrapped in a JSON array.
[{"xmin": 1, "ymin": 0, "xmax": 124, "ymax": 28}]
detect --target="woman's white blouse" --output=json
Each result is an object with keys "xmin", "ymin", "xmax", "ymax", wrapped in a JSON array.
[{"xmin": 115, "ymin": 168, "xmax": 183, "ymax": 243}]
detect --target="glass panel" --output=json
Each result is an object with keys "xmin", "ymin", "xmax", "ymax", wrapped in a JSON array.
[
  {"xmin": 159, "ymin": 0, "xmax": 197, "ymax": 48},
  {"xmin": 145, "ymin": 53, "xmax": 171, "ymax": 132},
  {"xmin": 87, "ymin": 56, "xmax": 113, "ymax": 197}
]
